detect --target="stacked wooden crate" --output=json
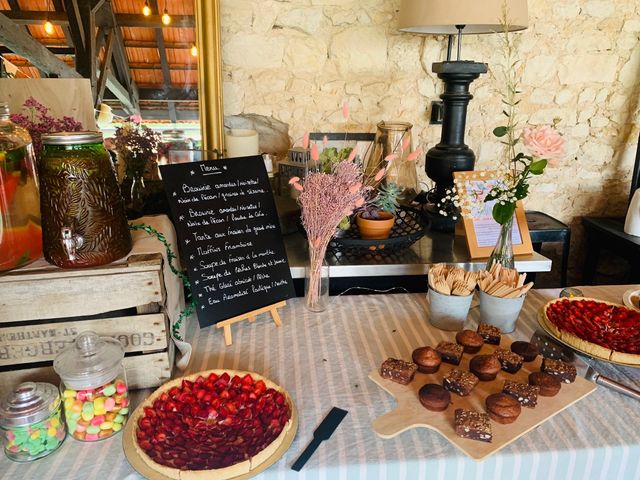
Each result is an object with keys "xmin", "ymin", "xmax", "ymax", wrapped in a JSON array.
[{"xmin": 0, "ymin": 253, "xmax": 173, "ymax": 396}]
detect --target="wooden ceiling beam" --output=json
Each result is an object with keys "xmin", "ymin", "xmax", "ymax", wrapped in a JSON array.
[
  {"xmin": 0, "ymin": 12, "xmax": 81, "ymax": 78},
  {"xmin": 124, "ymin": 40, "xmax": 192, "ymax": 49},
  {"xmin": 95, "ymin": 27, "xmax": 114, "ymax": 107},
  {"xmin": 51, "ymin": 0, "xmax": 75, "ymax": 49},
  {"xmin": 0, "ymin": 46, "xmax": 75, "ymax": 54},
  {"xmin": 0, "ymin": 11, "xmax": 194, "ymax": 28},
  {"xmin": 104, "ymin": 87, "xmax": 197, "ymax": 102},
  {"xmin": 148, "ymin": 0, "xmax": 176, "ymax": 123},
  {"xmin": 128, "ymin": 62, "xmax": 196, "ymax": 71}
]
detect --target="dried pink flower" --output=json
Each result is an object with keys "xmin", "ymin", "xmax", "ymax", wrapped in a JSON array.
[
  {"xmin": 302, "ymin": 131, "xmax": 310, "ymax": 149},
  {"xmin": 347, "ymin": 148, "xmax": 358, "ymax": 162},
  {"xmin": 289, "ymin": 176, "xmax": 300, "ymax": 184},
  {"xmin": 407, "ymin": 147, "xmax": 422, "ymax": 162},
  {"xmin": 342, "ymin": 101, "xmax": 350, "ymax": 120},
  {"xmin": 311, "ymin": 143, "xmax": 320, "ymax": 161},
  {"xmin": 402, "ymin": 135, "xmax": 411, "ymax": 151}
]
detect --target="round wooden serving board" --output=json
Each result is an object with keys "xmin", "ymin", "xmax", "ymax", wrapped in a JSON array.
[
  {"xmin": 123, "ymin": 388, "xmax": 298, "ymax": 480},
  {"xmin": 369, "ymin": 335, "xmax": 597, "ymax": 461}
]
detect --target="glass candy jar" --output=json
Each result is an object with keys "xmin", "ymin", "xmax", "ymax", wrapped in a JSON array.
[
  {"xmin": 53, "ymin": 331, "xmax": 129, "ymax": 442},
  {"xmin": 39, "ymin": 132, "xmax": 131, "ymax": 268},
  {"xmin": 0, "ymin": 382, "xmax": 66, "ymax": 462},
  {"xmin": 0, "ymin": 102, "xmax": 43, "ymax": 272}
]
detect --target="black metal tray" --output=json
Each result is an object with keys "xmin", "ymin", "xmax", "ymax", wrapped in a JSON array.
[{"xmin": 328, "ymin": 206, "xmax": 428, "ymax": 254}]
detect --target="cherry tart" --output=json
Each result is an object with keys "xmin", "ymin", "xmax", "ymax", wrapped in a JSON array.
[
  {"xmin": 541, "ymin": 298, "xmax": 640, "ymax": 365},
  {"xmin": 132, "ymin": 369, "xmax": 293, "ymax": 480}
]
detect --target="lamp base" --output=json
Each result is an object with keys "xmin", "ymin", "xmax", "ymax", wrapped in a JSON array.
[{"xmin": 426, "ymin": 60, "xmax": 487, "ymax": 208}]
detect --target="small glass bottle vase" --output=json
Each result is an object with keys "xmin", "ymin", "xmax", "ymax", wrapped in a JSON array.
[
  {"xmin": 304, "ymin": 243, "xmax": 329, "ymax": 312},
  {"xmin": 486, "ymin": 214, "xmax": 515, "ymax": 270}
]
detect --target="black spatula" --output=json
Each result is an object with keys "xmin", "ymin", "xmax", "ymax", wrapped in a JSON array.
[{"xmin": 291, "ymin": 407, "xmax": 348, "ymax": 472}]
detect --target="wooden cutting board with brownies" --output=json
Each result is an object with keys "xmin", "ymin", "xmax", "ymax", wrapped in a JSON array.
[{"xmin": 369, "ymin": 323, "xmax": 596, "ymax": 461}]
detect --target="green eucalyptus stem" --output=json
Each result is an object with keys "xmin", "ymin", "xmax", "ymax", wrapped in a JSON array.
[{"xmin": 128, "ymin": 223, "xmax": 196, "ymax": 342}]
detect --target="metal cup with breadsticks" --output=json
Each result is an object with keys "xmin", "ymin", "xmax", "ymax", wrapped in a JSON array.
[
  {"xmin": 428, "ymin": 263, "xmax": 477, "ymax": 296},
  {"xmin": 478, "ymin": 263, "xmax": 533, "ymax": 298}
]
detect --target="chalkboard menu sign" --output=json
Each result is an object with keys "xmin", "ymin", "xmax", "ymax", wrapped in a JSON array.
[{"xmin": 161, "ymin": 156, "xmax": 295, "ymax": 328}]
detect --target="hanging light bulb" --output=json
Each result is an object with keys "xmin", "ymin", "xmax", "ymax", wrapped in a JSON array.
[
  {"xmin": 161, "ymin": 7, "xmax": 171, "ymax": 25},
  {"xmin": 142, "ymin": 0, "xmax": 151, "ymax": 17},
  {"xmin": 190, "ymin": 44, "xmax": 198, "ymax": 57},
  {"xmin": 44, "ymin": 0, "xmax": 54, "ymax": 35},
  {"xmin": 44, "ymin": 20, "xmax": 54, "ymax": 35}
]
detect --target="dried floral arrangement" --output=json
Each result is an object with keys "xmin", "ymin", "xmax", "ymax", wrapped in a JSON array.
[
  {"xmin": 290, "ymin": 102, "xmax": 422, "ymax": 307},
  {"xmin": 114, "ymin": 115, "xmax": 161, "ymax": 178},
  {"xmin": 10, "ymin": 97, "xmax": 83, "ymax": 157}
]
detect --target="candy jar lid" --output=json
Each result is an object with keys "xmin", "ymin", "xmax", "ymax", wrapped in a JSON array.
[
  {"xmin": 0, "ymin": 382, "xmax": 61, "ymax": 427},
  {"xmin": 53, "ymin": 331, "xmax": 124, "ymax": 390}
]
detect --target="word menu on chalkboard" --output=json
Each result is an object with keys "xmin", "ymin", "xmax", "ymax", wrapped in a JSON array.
[{"xmin": 161, "ymin": 156, "xmax": 295, "ymax": 328}]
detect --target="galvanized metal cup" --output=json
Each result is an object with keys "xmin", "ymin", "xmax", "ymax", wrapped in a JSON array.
[
  {"xmin": 427, "ymin": 288, "xmax": 474, "ymax": 331},
  {"xmin": 478, "ymin": 290, "xmax": 526, "ymax": 333}
]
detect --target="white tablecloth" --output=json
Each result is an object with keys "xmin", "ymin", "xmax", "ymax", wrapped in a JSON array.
[{"xmin": 2, "ymin": 285, "xmax": 639, "ymax": 480}]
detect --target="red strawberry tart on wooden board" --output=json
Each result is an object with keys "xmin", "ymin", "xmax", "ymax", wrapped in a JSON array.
[
  {"xmin": 123, "ymin": 369, "xmax": 297, "ymax": 480},
  {"xmin": 540, "ymin": 297, "xmax": 640, "ymax": 366}
]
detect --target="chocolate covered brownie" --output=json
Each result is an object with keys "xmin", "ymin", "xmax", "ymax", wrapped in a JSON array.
[
  {"xmin": 494, "ymin": 347, "xmax": 524, "ymax": 373},
  {"xmin": 454, "ymin": 408, "xmax": 492, "ymax": 443},
  {"xmin": 477, "ymin": 323, "xmax": 501, "ymax": 345},
  {"xmin": 380, "ymin": 358, "xmax": 417, "ymax": 385},
  {"xmin": 435, "ymin": 341, "xmax": 464, "ymax": 365},
  {"xmin": 443, "ymin": 369, "xmax": 479, "ymax": 396},
  {"xmin": 541, "ymin": 358, "xmax": 577, "ymax": 383},
  {"xmin": 503, "ymin": 380, "xmax": 539, "ymax": 408}
]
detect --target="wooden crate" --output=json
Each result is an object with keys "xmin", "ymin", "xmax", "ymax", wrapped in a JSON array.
[{"xmin": 0, "ymin": 254, "xmax": 174, "ymax": 396}]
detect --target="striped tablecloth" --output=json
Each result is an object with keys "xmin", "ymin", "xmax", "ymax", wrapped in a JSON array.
[{"xmin": 2, "ymin": 285, "xmax": 639, "ymax": 480}]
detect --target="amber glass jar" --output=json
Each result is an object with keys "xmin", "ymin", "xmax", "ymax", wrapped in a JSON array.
[
  {"xmin": 0, "ymin": 102, "xmax": 42, "ymax": 272},
  {"xmin": 39, "ymin": 132, "xmax": 131, "ymax": 268}
]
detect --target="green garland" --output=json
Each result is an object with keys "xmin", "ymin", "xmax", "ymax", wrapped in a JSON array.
[{"xmin": 128, "ymin": 223, "xmax": 196, "ymax": 341}]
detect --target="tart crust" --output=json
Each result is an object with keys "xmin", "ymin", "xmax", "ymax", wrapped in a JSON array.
[
  {"xmin": 541, "ymin": 297, "xmax": 640, "ymax": 365},
  {"xmin": 131, "ymin": 369, "xmax": 293, "ymax": 480}
]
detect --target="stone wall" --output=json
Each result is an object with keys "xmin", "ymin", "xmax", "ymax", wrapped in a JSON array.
[{"xmin": 219, "ymin": 0, "xmax": 640, "ymax": 280}]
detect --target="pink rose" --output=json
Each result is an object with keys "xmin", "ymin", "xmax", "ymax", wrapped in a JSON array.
[{"xmin": 521, "ymin": 125, "xmax": 566, "ymax": 165}]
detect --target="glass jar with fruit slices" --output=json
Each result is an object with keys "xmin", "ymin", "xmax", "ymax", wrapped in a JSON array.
[
  {"xmin": 0, "ymin": 102, "xmax": 42, "ymax": 272},
  {"xmin": 0, "ymin": 382, "xmax": 66, "ymax": 462},
  {"xmin": 53, "ymin": 331, "xmax": 129, "ymax": 442}
]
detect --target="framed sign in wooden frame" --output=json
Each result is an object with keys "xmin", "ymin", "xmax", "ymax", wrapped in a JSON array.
[{"xmin": 453, "ymin": 171, "xmax": 533, "ymax": 258}]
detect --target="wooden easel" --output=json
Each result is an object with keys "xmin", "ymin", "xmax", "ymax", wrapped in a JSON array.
[{"xmin": 215, "ymin": 301, "xmax": 286, "ymax": 346}]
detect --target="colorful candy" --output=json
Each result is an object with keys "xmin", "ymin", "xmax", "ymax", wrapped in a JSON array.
[
  {"xmin": 1, "ymin": 409, "xmax": 66, "ymax": 461},
  {"xmin": 61, "ymin": 379, "xmax": 128, "ymax": 442}
]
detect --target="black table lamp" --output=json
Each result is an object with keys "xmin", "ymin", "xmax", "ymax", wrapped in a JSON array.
[{"xmin": 399, "ymin": 0, "xmax": 528, "ymax": 227}]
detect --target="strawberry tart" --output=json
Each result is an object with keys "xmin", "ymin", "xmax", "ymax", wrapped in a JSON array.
[
  {"xmin": 541, "ymin": 297, "xmax": 640, "ymax": 365},
  {"xmin": 131, "ymin": 369, "xmax": 293, "ymax": 479}
]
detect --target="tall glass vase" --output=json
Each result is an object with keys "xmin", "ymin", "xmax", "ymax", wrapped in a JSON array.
[
  {"xmin": 486, "ymin": 214, "xmax": 515, "ymax": 270},
  {"xmin": 305, "ymin": 241, "xmax": 329, "ymax": 312}
]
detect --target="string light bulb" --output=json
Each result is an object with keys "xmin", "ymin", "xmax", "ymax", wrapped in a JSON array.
[
  {"xmin": 161, "ymin": 7, "xmax": 171, "ymax": 25},
  {"xmin": 44, "ymin": 0, "xmax": 54, "ymax": 35},
  {"xmin": 44, "ymin": 20, "xmax": 54, "ymax": 35},
  {"xmin": 190, "ymin": 44, "xmax": 198, "ymax": 57},
  {"xmin": 142, "ymin": 0, "xmax": 151, "ymax": 16}
]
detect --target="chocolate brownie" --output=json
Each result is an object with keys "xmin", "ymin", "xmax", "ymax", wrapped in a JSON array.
[
  {"xmin": 469, "ymin": 354, "xmax": 501, "ymax": 381},
  {"xmin": 541, "ymin": 358, "xmax": 577, "ymax": 383},
  {"xmin": 485, "ymin": 393, "xmax": 522, "ymax": 424},
  {"xmin": 477, "ymin": 323, "xmax": 501, "ymax": 345},
  {"xmin": 455, "ymin": 330, "xmax": 484, "ymax": 354},
  {"xmin": 412, "ymin": 347, "xmax": 442, "ymax": 374},
  {"xmin": 503, "ymin": 380, "xmax": 539, "ymax": 408},
  {"xmin": 494, "ymin": 348, "xmax": 524, "ymax": 373},
  {"xmin": 418, "ymin": 384, "xmax": 451, "ymax": 412},
  {"xmin": 380, "ymin": 358, "xmax": 417, "ymax": 385},
  {"xmin": 435, "ymin": 341, "xmax": 464, "ymax": 365},
  {"xmin": 454, "ymin": 408, "xmax": 492, "ymax": 443},
  {"xmin": 528, "ymin": 371, "xmax": 561, "ymax": 397},
  {"xmin": 510, "ymin": 341, "xmax": 539, "ymax": 362},
  {"xmin": 443, "ymin": 369, "xmax": 479, "ymax": 396}
]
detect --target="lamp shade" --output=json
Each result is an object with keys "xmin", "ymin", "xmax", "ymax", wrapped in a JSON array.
[{"xmin": 398, "ymin": 0, "xmax": 528, "ymax": 35}]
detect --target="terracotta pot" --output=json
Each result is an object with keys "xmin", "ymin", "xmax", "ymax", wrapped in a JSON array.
[{"xmin": 356, "ymin": 212, "xmax": 395, "ymax": 240}]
